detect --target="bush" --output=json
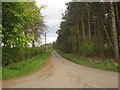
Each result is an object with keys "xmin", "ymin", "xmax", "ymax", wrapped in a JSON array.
[
  {"xmin": 80, "ymin": 41, "xmax": 94, "ymax": 57},
  {"xmin": 2, "ymin": 46, "xmax": 45, "ymax": 66},
  {"xmin": 24, "ymin": 46, "xmax": 45, "ymax": 59}
]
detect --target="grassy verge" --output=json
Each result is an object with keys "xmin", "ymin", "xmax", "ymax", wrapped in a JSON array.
[
  {"xmin": 0, "ymin": 67, "xmax": 2, "ymax": 80},
  {"xmin": 58, "ymin": 51, "xmax": 119, "ymax": 72},
  {"xmin": 2, "ymin": 51, "xmax": 51, "ymax": 80}
]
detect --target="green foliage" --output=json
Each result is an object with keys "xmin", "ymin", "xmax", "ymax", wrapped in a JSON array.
[
  {"xmin": 2, "ymin": 51, "xmax": 51, "ymax": 80},
  {"xmin": 2, "ymin": 47, "xmax": 20, "ymax": 66},
  {"xmin": 80, "ymin": 41, "xmax": 94, "ymax": 56},
  {"xmin": 2, "ymin": 2, "xmax": 45, "ymax": 47},
  {"xmin": 0, "ymin": 25, "xmax": 2, "ymax": 38},
  {"xmin": 58, "ymin": 51, "xmax": 119, "ymax": 72},
  {"xmin": 24, "ymin": 46, "xmax": 45, "ymax": 59},
  {"xmin": 0, "ymin": 67, "xmax": 1, "ymax": 80},
  {"xmin": 2, "ymin": 46, "xmax": 45, "ymax": 66}
]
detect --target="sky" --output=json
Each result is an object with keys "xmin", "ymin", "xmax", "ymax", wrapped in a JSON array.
[{"xmin": 36, "ymin": 0, "xmax": 71, "ymax": 44}]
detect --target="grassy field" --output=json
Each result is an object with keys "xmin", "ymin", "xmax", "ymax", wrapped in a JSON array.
[
  {"xmin": 2, "ymin": 51, "xmax": 51, "ymax": 80},
  {"xmin": 58, "ymin": 51, "xmax": 119, "ymax": 72}
]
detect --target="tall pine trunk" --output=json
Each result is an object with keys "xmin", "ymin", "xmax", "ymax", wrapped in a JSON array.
[
  {"xmin": 114, "ymin": 3, "xmax": 120, "ymax": 55},
  {"xmin": 98, "ymin": 18, "xmax": 104, "ymax": 57},
  {"xmin": 88, "ymin": 10, "xmax": 91, "ymax": 42},
  {"xmin": 94, "ymin": 16, "xmax": 97, "ymax": 38},
  {"xmin": 76, "ymin": 17, "xmax": 80, "ymax": 54},
  {"xmin": 82, "ymin": 11, "xmax": 86, "ymax": 40},
  {"xmin": 110, "ymin": 2, "xmax": 119, "ymax": 63},
  {"xmin": 72, "ymin": 26, "xmax": 77, "ymax": 54}
]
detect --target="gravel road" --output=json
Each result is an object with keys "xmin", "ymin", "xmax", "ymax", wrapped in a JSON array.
[{"xmin": 2, "ymin": 51, "xmax": 118, "ymax": 88}]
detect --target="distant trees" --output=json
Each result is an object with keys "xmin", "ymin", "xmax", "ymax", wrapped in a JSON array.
[
  {"xmin": 55, "ymin": 2, "xmax": 120, "ymax": 63},
  {"xmin": 2, "ymin": 2, "xmax": 45, "ymax": 47}
]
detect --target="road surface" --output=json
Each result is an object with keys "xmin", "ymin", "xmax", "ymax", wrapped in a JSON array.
[{"xmin": 2, "ymin": 51, "xmax": 118, "ymax": 88}]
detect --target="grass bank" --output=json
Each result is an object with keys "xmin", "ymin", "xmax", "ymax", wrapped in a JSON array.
[
  {"xmin": 58, "ymin": 51, "xmax": 119, "ymax": 72},
  {"xmin": 2, "ymin": 51, "xmax": 51, "ymax": 80}
]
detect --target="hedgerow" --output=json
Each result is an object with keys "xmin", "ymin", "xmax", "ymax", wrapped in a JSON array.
[{"xmin": 2, "ymin": 46, "xmax": 45, "ymax": 66}]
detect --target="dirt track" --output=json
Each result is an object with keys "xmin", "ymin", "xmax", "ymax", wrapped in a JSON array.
[{"xmin": 2, "ymin": 51, "xmax": 118, "ymax": 88}]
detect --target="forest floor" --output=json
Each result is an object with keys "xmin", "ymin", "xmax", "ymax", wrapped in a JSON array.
[{"xmin": 1, "ymin": 51, "xmax": 118, "ymax": 88}]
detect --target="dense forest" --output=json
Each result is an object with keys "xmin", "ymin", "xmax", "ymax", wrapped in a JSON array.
[{"xmin": 55, "ymin": 2, "xmax": 120, "ymax": 63}]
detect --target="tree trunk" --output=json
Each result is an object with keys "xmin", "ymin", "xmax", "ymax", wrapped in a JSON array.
[
  {"xmin": 94, "ymin": 16, "xmax": 97, "ymax": 38},
  {"xmin": 88, "ymin": 10, "xmax": 91, "ymax": 42},
  {"xmin": 104, "ymin": 26, "xmax": 113, "ymax": 50},
  {"xmin": 114, "ymin": 3, "xmax": 120, "ymax": 56},
  {"xmin": 110, "ymin": 2, "xmax": 119, "ymax": 63},
  {"xmin": 82, "ymin": 11, "xmax": 86, "ymax": 40},
  {"xmin": 72, "ymin": 27, "xmax": 77, "ymax": 54},
  {"xmin": 74, "ymin": 29, "xmax": 77, "ymax": 54},
  {"xmin": 32, "ymin": 40, "xmax": 35, "ymax": 47},
  {"xmin": 76, "ymin": 17, "xmax": 80, "ymax": 54},
  {"xmin": 98, "ymin": 18, "xmax": 104, "ymax": 57}
]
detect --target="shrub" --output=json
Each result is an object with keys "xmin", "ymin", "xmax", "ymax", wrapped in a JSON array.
[
  {"xmin": 80, "ymin": 41, "xmax": 94, "ymax": 57},
  {"xmin": 2, "ymin": 46, "xmax": 45, "ymax": 66},
  {"xmin": 2, "ymin": 47, "xmax": 20, "ymax": 66}
]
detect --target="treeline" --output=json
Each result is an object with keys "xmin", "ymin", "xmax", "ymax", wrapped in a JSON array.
[
  {"xmin": 1, "ymin": 2, "xmax": 46, "ymax": 66},
  {"xmin": 55, "ymin": 2, "xmax": 120, "ymax": 63}
]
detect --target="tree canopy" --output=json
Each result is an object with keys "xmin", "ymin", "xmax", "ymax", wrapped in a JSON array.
[{"xmin": 2, "ymin": 2, "xmax": 45, "ymax": 47}]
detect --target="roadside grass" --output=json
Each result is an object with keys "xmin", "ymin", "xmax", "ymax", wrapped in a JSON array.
[
  {"xmin": 2, "ymin": 51, "xmax": 51, "ymax": 80},
  {"xmin": 58, "ymin": 51, "xmax": 119, "ymax": 72},
  {"xmin": 0, "ymin": 67, "xmax": 2, "ymax": 80}
]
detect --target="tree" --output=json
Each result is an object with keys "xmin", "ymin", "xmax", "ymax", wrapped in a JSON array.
[
  {"xmin": 110, "ymin": 2, "xmax": 119, "ymax": 63},
  {"xmin": 2, "ymin": 2, "xmax": 45, "ymax": 47}
]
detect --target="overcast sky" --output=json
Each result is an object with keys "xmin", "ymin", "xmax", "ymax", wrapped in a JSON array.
[{"xmin": 36, "ymin": 0, "xmax": 71, "ymax": 44}]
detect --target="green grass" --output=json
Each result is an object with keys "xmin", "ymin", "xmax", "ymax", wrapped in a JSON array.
[
  {"xmin": 2, "ymin": 51, "xmax": 51, "ymax": 80},
  {"xmin": 58, "ymin": 51, "xmax": 119, "ymax": 72},
  {"xmin": 0, "ymin": 67, "xmax": 2, "ymax": 80}
]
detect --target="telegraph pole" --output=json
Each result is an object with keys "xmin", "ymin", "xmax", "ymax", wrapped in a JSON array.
[
  {"xmin": 45, "ymin": 32, "xmax": 46, "ymax": 51},
  {"xmin": 45, "ymin": 32, "xmax": 46, "ymax": 45}
]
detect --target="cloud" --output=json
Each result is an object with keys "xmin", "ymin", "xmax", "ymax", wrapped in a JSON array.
[
  {"xmin": 36, "ymin": 0, "xmax": 71, "ymax": 43},
  {"xmin": 41, "ymin": 36, "xmax": 57, "ymax": 44}
]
